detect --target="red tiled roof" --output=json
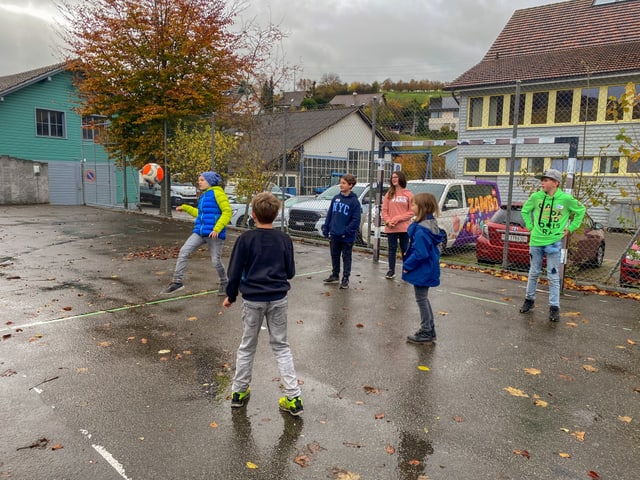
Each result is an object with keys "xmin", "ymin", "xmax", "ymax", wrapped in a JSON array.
[{"xmin": 447, "ymin": 0, "xmax": 640, "ymax": 90}]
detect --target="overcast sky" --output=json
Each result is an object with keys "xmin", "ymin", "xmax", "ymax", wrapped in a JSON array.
[{"xmin": 0, "ymin": 0, "xmax": 556, "ymax": 86}]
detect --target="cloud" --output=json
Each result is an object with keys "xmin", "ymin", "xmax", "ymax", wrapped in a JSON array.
[{"xmin": 0, "ymin": 0, "xmax": 554, "ymax": 84}]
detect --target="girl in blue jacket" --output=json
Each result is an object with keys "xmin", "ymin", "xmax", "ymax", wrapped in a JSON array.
[{"xmin": 402, "ymin": 193, "xmax": 445, "ymax": 344}]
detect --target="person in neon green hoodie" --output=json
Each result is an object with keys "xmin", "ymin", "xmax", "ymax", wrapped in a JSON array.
[{"xmin": 519, "ymin": 169, "xmax": 585, "ymax": 322}]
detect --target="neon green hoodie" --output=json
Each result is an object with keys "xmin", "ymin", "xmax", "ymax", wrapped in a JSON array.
[{"xmin": 521, "ymin": 189, "xmax": 585, "ymax": 247}]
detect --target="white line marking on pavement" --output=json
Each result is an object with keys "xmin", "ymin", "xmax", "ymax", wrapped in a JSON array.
[{"xmin": 80, "ymin": 429, "xmax": 132, "ymax": 480}]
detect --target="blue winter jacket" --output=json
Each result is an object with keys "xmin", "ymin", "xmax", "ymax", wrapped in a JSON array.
[
  {"xmin": 322, "ymin": 191, "xmax": 362, "ymax": 243},
  {"xmin": 401, "ymin": 215, "xmax": 445, "ymax": 287},
  {"xmin": 181, "ymin": 186, "xmax": 232, "ymax": 239}
]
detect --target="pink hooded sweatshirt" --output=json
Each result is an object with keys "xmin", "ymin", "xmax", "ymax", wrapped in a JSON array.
[{"xmin": 382, "ymin": 188, "xmax": 414, "ymax": 233}]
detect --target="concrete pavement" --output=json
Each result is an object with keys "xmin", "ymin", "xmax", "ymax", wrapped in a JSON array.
[{"xmin": 1, "ymin": 205, "xmax": 639, "ymax": 479}]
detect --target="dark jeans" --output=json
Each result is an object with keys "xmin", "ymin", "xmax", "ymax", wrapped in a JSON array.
[
  {"xmin": 386, "ymin": 232, "xmax": 409, "ymax": 273},
  {"xmin": 329, "ymin": 238, "xmax": 354, "ymax": 279},
  {"xmin": 414, "ymin": 285, "xmax": 436, "ymax": 338}
]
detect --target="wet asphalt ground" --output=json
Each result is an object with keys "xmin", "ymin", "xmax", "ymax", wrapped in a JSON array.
[{"xmin": 1, "ymin": 205, "xmax": 639, "ymax": 480}]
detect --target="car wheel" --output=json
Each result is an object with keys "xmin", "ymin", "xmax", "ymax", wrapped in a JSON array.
[
  {"xmin": 592, "ymin": 244, "xmax": 605, "ymax": 268},
  {"xmin": 236, "ymin": 215, "xmax": 247, "ymax": 227}
]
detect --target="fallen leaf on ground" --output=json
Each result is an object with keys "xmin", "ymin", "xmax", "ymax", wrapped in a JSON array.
[
  {"xmin": 570, "ymin": 431, "xmax": 586, "ymax": 442},
  {"xmin": 385, "ymin": 445, "xmax": 395, "ymax": 454},
  {"xmin": 158, "ymin": 349, "xmax": 171, "ymax": 354},
  {"xmin": 98, "ymin": 341, "xmax": 111, "ymax": 348},
  {"xmin": 246, "ymin": 462, "xmax": 258, "ymax": 469},
  {"xmin": 418, "ymin": 365, "xmax": 430, "ymax": 371},
  {"xmin": 51, "ymin": 444, "xmax": 63, "ymax": 450},
  {"xmin": 562, "ymin": 311, "xmax": 581, "ymax": 317},
  {"xmin": 533, "ymin": 399, "xmax": 549, "ymax": 407},
  {"xmin": 559, "ymin": 452, "xmax": 571, "ymax": 458},
  {"xmin": 566, "ymin": 322, "xmax": 578, "ymax": 328},
  {"xmin": 504, "ymin": 386, "xmax": 529, "ymax": 397},
  {"xmin": 513, "ymin": 449, "xmax": 530, "ymax": 459},
  {"xmin": 363, "ymin": 385, "xmax": 380, "ymax": 395},
  {"xmin": 187, "ymin": 316, "xmax": 198, "ymax": 321},
  {"xmin": 583, "ymin": 364, "xmax": 599, "ymax": 373},
  {"xmin": 627, "ymin": 338, "xmax": 637, "ymax": 345},
  {"xmin": 294, "ymin": 454, "xmax": 312, "ymax": 467},
  {"xmin": 209, "ymin": 422, "xmax": 218, "ymax": 428},
  {"xmin": 618, "ymin": 416, "xmax": 632, "ymax": 423},
  {"xmin": 374, "ymin": 412, "xmax": 385, "ymax": 420},
  {"xmin": 453, "ymin": 416, "xmax": 465, "ymax": 423},
  {"xmin": 409, "ymin": 459, "xmax": 421, "ymax": 466},
  {"xmin": 436, "ymin": 311, "xmax": 449, "ymax": 316},
  {"xmin": 588, "ymin": 471, "xmax": 600, "ymax": 479},
  {"xmin": 524, "ymin": 368, "xmax": 541, "ymax": 375},
  {"xmin": 356, "ymin": 323, "xmax": 364, "ymax": 328}
]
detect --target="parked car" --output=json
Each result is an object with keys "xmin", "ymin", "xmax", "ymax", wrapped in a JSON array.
[
  {"xmin": 230, "ymin": 194, "xmax": 306, "ymax": 229},
  {"xmin": 287, "ymin": 183, "xmax": 388, "ymax": 242},
  {"xmin": 139, "ymin": 181, "xmax": 198, "ymax": 207},
  {"xmin": 620, "ymin": 238, "xmax": 640, "ymax": 287},
  {"xmin": 476, "ymin": 204, "xmax": 606, "ymax": 269},
  {"xmin": 362, "ymin": 179, "xmax": 501, "ymax": 252}
]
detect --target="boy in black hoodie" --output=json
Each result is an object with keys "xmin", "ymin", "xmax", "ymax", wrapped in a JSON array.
[{"xmin": 321, "ymin": 173, "xmax": 362, "ymax": 289}]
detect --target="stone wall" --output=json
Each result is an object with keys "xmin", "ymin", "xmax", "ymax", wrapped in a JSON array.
[{"xmin": 0, "ymin": 156, "xmax": 49, "ymax": 204}]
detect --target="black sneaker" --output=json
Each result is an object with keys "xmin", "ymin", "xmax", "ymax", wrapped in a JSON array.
[
  {"xmin": 549, "ymin": 306, "xmax": 560, "ymax": 322},
  {"xmin": 162, "ymin": 282, "xmax": 184, "ymax": 295},
  {"xmin": 519, "ymin": 298, "xmax": 535, "ymax": 313},
  {"xmin": 231, "ymin": 388, "xmax": 250, "ymax": 408},
  {"xmin": 407, "ymin": 332, "xmax": 435, "ymax": 344},
  {"xmin": 340, "ymin": 277, "xmax": 349, "ymax": 289},
  {"xmin": 385, "ymin": 270, "xmax": 395, "ymax": 279},
  {"xmin": 323, "ymin": 275, "xmax": 339, "ymax": 284}
]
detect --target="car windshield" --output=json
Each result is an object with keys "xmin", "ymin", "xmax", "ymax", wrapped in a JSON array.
[
  {"xmin": 317, "ymin": 184, "xmax": 366, "ymax": 200},
  {"xmin": 406, "ymin": 183, "xmax": 446, "ymax": 198},
  {"xmin": 492, "ymin": 207, "xmax": 526, "ymax": 227}
]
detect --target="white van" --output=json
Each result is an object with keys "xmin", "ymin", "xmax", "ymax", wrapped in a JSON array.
[{"xmin": 365, "ymin": 179, "xmax": 501, "ymax": 251}]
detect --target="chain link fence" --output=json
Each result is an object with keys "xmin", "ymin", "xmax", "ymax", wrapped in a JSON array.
[{"xmin": 220, "ymin": 84, "xmax": 640, "ymax": 292}]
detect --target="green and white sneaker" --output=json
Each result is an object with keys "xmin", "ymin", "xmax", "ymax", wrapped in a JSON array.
[
  {"xmin": 279, "ymin": 396, "xmax": 303, "ymax": 416},
  {"xmin": 231, "ymin": 388, "xmax": 250, "ymax": 408}
]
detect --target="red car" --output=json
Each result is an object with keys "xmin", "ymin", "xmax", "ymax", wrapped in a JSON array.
[
  {"xmin": 476, "ymin": 204, "xmax": 606, "ymax": 269},
  {"xmin": 620, "ymin": 239, "xmax": 640, "ymax": 287}
]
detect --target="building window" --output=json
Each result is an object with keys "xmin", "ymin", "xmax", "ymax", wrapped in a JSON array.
[
  {"xmin": 627, "ymin": 157, "xmax": 640, "ymax": 173},
  {"xmin": 606, "ymin": 86, "xmax": 626, "ymax": 121},
  {"xmin": 508, "ymin": 94, "xmax": 526, "ymax": 126},
  {"xmin": 36, "ymin": 108, "xmax": 65, "ymax": 138},
  {"xmin": 82, "ymin": 115, "xmax": 107, "ymax": 141},
  {"xmin": 579, "ymin": 88, "xmax": 599, "ymax": 122},
  {"xmin": 531, "ymin": 92, "xmax": 549, "ymax": 124},
  {"xmin": 468, "ymin": 97, "xmax": 483, "ymax": 127},
  {"xmin": 488, "ymin": 95, "xmax": 504, "ymax": 126},
  {"xmin": 552, "ymin": 157, "xmax": 594, "ymax": 174},
  {"xmin": 509, "ymin": 157, "xmax": 524, "ymax": 172},
  {"xmin": 633, "ymin": 84, "xmax": 640, "ymax": 120},
  {"xmin": 465, "ymin": 158, "xmax": 480, "ymax": 172},
  {"xmin": 599, "ymin": 156, "xmax": 620, "ymax": 174},
  {"xmin": 526, "ymin": 157, "xmax": 545, "ymax": 174},
  {"xmin": 485, "ymin": 158, "xmax": 500, "ymax": 172},
  {"xmin": 554, "ymin": 90, "xmax": 573, "ymax": 123},
  {"xmin": 431, "ymin": 111, "xmax": 442, "ymax": 118}
]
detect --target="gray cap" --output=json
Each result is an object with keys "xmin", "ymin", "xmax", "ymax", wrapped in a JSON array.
[{"xmin": 540, "ymin": 169, "xmax": 562, "ymax": 183}]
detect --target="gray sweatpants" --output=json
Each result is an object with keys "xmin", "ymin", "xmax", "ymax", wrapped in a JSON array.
[
  {"xmin": 232, "ymin": 297, "xmax": 301, "ymax": 399},
  {"xmin": 172, "ymin": 233, "xmax": 227, "ymax": 286}
]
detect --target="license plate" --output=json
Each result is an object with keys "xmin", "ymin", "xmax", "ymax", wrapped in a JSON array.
[
  {"xmin": 501, "ymin": 234, "xmax": 528, "ymax": 243},
  {"xmin": 294, "ymin": 221, "xmax": 304, "ymax": 226}
]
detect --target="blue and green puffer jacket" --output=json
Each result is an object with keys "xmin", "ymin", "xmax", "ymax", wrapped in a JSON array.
[{"xmin": 180, "ymin": 186, "xmax": 232, "ymax": 239}]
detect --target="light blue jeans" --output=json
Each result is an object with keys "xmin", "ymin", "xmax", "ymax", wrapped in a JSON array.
[
  {"xmin": 525, "ymin": 240, "xmax": 562, "ymax": 307},
  {"xmin": 172, "ymin": 233, "xmax": 227, "ymax": 286},
  {"xmin": 232, "ymin": 297, "xmax": 301, "ymax": 399}
]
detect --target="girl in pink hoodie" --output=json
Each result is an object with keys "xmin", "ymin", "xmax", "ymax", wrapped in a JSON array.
[{"xmin": 382, "ymin": 171, "xmax": 414, "ymax": 279}]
